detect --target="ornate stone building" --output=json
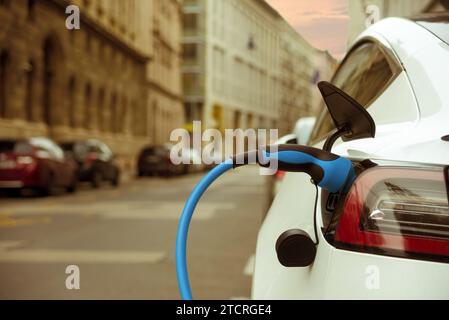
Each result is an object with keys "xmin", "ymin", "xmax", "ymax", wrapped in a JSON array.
[
  {"xmin": 149, "ymin": 0, "xmax": 184, "ymax": 145},
  {"xmin": 0, "ymin": 0, "xmax": 184, "ymax": 176}
]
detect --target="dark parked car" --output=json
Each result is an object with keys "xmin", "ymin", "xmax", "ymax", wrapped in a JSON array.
[
  {"xmin": 0, "ymin": 137, "xmax": 78, "ymax": 195},
  {"xmin": 61, "ymin": 139, "xmax": 120, "ymax": 188},
  {"xmin": 137, "ymin": 144, "xmax": 185, "ymax": 177}
]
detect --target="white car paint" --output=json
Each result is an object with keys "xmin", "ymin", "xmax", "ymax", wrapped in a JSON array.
[
  {"xmin": 252, "ymin": 18, "xmax": 449, "ymax": 299},
  {"xmin": 294, "ymin": 117, "xmax": 316, "ymax": 146}
]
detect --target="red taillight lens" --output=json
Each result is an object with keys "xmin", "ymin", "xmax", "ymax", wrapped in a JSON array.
[
  {"xmin": 335, "ymin": 166, "xmax": 449, "ymax": 261},
  {"xmin": 85, "ymin": 153, "xmax": 98, "ymax": 165}
]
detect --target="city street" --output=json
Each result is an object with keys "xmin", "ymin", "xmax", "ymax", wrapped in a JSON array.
[{"xmin": 0, "ymin": 167, "xmax": 265, "ymax": 300}]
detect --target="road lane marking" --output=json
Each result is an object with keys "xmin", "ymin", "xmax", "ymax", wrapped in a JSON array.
[
  {"xmin": 0, "ymin": 214, "xmax": 51, "ymax": 228},
  {"xmin": 0, "ymin": 241, "xmax": 25, "ymax": 250},
  {"xmin": 0, "ymin": 249, "xmax": 166, "ymax": 264},
  {"xmin": 1, "ymin": 201, "xmax": 236, "ymax": 221},
  {"xmin": 100, "ymin": 202, "xmax": 235, "ymax": 220}
]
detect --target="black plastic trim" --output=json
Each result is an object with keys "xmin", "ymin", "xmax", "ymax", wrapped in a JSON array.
[{"xmin": 275, "ymin": 229, "xmax": 317, "ymax": 267}]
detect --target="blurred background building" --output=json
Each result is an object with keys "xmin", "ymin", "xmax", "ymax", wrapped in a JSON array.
[
  {"xmin": 348, "ymin": 0, "xmax": 449, "ymax": 46},
  {"xmin": 182, "ymin": 0, "xmax": 334, "ymax": 136},
  {"xmin": 182, "ymin": 0, "xmax": 279, "ymax": 133},
  {"xmin": 0, "ymin": 0, "xmax": 183, "ymax": 177},
  {"xmin": 278, "ymin": 23, "xmax": 338, "ymax": 136},
  {"xmin": 0, "ymin": 0, "xmax": 342, "ymax": 178},
  {"xmin": 150, "ymin": 0, "xmax": 184, "ymax": 145}
]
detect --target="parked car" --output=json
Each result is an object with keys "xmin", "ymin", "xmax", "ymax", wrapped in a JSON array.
[
  {"xmin": 181, "ymin": 148, "xmax": 205, "ymax": 173},
  {"xmin": 0, "ymin": 137, "xmax": 78, "ymax": 195},
  {"xmin": 61, "ymin": 139, "xmax": 120, "ymax": 188},
  {"xmin": 137, "ymin": 144, "xmax": 185, "ymax": 177},
  {"xmin": 253, "ymin": 16, "xmax": 449, "ymax": 299}
]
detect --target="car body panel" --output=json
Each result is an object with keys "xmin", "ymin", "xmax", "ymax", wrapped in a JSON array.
[
  {"xmin": 294, "ymin": 117, "xmax": 316, "ymax": 146},
  {"xmin": 0, "ymin": 138, "xmax": 77, "ymax": 191},
  {"xmin": 137, "ymin": 144, "xmax": 186, "ymax": 176},
  {"xmin": 252, "ymin": 18, "xmax": 449, "ymax": 299},
  {"xmin": 62, "ymin": 140, "xmax": 119, "ymax": 184}
]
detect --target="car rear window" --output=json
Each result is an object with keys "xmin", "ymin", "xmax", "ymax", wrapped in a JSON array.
[
  {"xmin": 155, "ymin": 147, "xmax": 170, "ymax": 156},
  {"xmin": 141, "ymin": 148, "xmax": 155, "ymax": 155},
  {"xmin": 0, "ymin": 140, "xmax": 33, "ymax": 154},
  {"xmin": 73, "ymin": 143, "xmax": 90, "ymax": 158},
  {"xmin": 309, "ymin": 41, "xmax": 398, "ymax": 144},
  {"xmin": 0, "ymin": 140, "xmax": 16, "ymax": 152},
  {"xmin": 143, "ymin": 146, "xmax": 172, "ymax": 156},
  {"xmin": 60, "ymin": 143, "xmax": 75, "ymax": 151}
]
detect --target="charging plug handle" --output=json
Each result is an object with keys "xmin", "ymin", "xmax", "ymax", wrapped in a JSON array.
[{"xmin": 256, "ymin": 144, "xmax": 355, "ymax": 193}]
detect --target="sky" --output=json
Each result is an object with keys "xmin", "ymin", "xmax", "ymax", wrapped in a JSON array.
[{"xmin": 266, "ymin": 0, "xmax": 349, "ymax": 59}]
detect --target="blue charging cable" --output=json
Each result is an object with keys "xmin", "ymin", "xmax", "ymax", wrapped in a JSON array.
[
  {"xmin": 176, "ymin": 145, "xmax": 355, "ymax": 300},
  {"xmin": 176, "ymin": 159, "xmax": 234, "ymax": 300}
]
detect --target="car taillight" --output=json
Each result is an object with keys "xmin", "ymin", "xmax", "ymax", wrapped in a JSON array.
[
  {"xmin": 335, "ymin": 165, "xmax": 449, "ymax": 262},
  {"xmin": 85, "ymin": 153, "xmax": 98, "ymax": 165}
]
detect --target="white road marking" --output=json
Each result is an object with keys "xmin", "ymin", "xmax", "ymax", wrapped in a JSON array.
[
  {"xmin": 0, "ymin": 248, "xmax": 166, "ymax": 264},
  {"xmin": 0, "ymin": 241, "xmax": 25, "ymax": 250},
  {"xmin": 97, "ymin": 202, "xmax": 235, "ymax": 220},
  {"xmin": 243, "ymin": 254, "xmax": 255, "ymax": 276},
  {"xmin": 1, "ymin": 201, "xmax": 236, "ymax": 221}
]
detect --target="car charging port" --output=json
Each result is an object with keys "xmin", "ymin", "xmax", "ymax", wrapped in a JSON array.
[
  {"xmin": 326, "ymin": 192, "xmax": 341, "ymax": 212},
  {"xmin": 321, "ymin": 159, "xmax": 379, "ymax": 242}
]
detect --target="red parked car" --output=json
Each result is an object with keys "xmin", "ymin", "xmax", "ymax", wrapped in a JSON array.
[{"xmin": 0, "ymin": 137, "xmax": 78, "ymax": 196}]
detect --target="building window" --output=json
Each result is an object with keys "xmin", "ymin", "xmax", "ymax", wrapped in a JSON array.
[
  {"xmin": 43, "ymin": 36, "xmax": 63, "ymax": 127},
  {"xmin": 110, "ymin": 93, "xmax": 117, "ymax": 132},
  {"xmin": 182, "ymin": 43, "xmax": 197, "ymax": 61},
  {"xmin": 132, "ymin": 100, "xmax": 139, "ymax": 135},
  {"xmin": 184, "ymin": 0, "xmax": 198, "ymax": 5},
  {"xmin": 183, "ymin": 13, "xmax": 198, "ymax": 34},
  {"xmin": 96, "ymin": 1, "xmax": 104, "ymax": 16},
  {"xmin": 0, "ymin": 51, "xmax": 9, "ymax": 118},
  {"xmin": 27, "ymin": 0, "xmax": 36, "ymax": 19},
  {"xmin": 67, "ymin": 76, "xmax": 76, "ymax": 127},
  {"xmin": 85, "ymin": 33, "xmax": 92, "ymax": 53},
  {"xmin": 97, "ymin": 88, "xmax": 104, "ymax": 131},
  {"xmin": 234, "ymin": 110, "xmax": 241, "ymax": 129},
  {"xmin": 25, "ymin": 60, "xmax": 35, "ymax": 122},
  {"xmin": 84, "ymin": 83, "xmax": 92, "ymax": 129},
  {"xmin": 152, "ymin": 101, "xmax": 158, "ymax": 143},
  {"xmin": 184, "ymin": 102, "xmax": 201, "ymax": 123},
  {"xmin": 183, "ymin": 73, "xmax": 200, "ymax": 96},
  {"xmin": 120, "ymin": 96, "xmax": 127, "ymax": 133}
]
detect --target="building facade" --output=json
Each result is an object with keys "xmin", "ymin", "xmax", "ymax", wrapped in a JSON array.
[
  {"xmin": 348, "ymin": 0, "xmax": 449, "ymax": 46},
  {"xmin": 149, "ymin": 0, "xmax": 184, "ymax": 145},
  {"xmin": 278, "ymin": 22, "xmax": 316, "ymax": 136},
  {"xmin": 0, "ymin": 0, "xmax": 184, "ymax": 176},
  {"xmin": 182, "ymin": 0, "xmax": 322, "ymax": 136}
]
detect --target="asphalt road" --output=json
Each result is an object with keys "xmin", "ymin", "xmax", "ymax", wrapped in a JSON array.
[{"xmin": 0, "ymin": 166, "xmax": 266, "ymax": 299}]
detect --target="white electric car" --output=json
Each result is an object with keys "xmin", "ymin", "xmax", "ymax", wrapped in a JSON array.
[{"xmin": 253, "ymin": 16, "xmax": 449, "ymax": 299}]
